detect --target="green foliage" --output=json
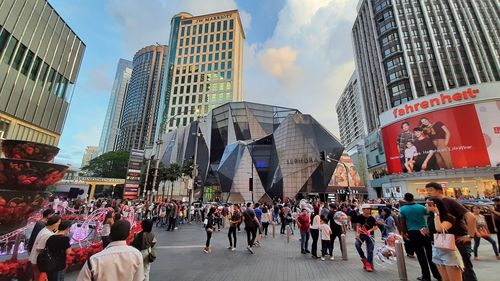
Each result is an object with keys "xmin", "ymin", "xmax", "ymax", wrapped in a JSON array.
[
  {"xmin": 182, "ymin": 159, "xmax": 194, "ymax": 178},
  {"xmin": 81, "ymin": 150, "xmax": 130, "ymax": 178},
  {"xmin": 165, "ymin": 163, "xmax": 182, "ymax": 182}
]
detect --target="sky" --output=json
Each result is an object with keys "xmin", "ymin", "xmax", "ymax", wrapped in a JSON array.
[{"xmin": 50, "ymin": 0, "xmax": 358, "ymax": 168}]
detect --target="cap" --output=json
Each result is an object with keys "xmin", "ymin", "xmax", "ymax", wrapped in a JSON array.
[{"xmin": 361, "ymin": 204, "xmax": 371, "ymax": 209}]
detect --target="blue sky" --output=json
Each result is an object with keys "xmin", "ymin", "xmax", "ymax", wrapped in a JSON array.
[{"xmin": 50, "ymin": 0, "xmax": 358, "ymax": 168}]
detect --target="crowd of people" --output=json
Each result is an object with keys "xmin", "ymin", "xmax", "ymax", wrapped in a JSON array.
[{"xmin": 24, "ymin": 181, "xmax": 500, "ymax": 281}]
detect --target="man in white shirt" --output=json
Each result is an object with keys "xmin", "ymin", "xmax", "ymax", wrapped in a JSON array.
[
  {"xmin": 29, "ymin": 216, "xmax": 61, "ymax": 280},
  {"xmin": 52, "ymin": 197, "xmax": 60, "ymax": 212},
  {"xmin": 77, "ymin": 220, "xmax": 144, "ymax": 281}
]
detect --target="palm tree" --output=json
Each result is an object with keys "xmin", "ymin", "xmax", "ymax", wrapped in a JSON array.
[
  {"xmin": 182, "ymin": 159, "xmax": 194, "ymax": 179},
  {"xmin": 165, "ymin": 163, "xmax": 182, "ymax": 201},
  {"xmin": 157, "ymin": 164, "xmax": 168, "ymax": 202}
]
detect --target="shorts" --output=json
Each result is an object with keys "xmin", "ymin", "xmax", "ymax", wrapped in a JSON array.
[{"xmin": 432, "ymin": 247, "xmax": 464, "ymax": 269}]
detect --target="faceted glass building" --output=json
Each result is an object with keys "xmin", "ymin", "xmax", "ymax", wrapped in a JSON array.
[{"xmin": 159, "ymin": 102, "xmax": 344, "ymax": 202}]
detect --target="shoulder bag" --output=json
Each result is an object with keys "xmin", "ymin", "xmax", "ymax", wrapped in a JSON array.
[{"xmin": 433, "ymin": 222, "xmax": 456, "ymax": 251}]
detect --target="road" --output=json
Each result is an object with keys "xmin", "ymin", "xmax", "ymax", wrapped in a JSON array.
[{"xmin": 67, "ymin": 222, "xmax": 498, "ymax": 281}]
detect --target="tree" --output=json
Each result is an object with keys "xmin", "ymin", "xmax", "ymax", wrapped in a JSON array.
[
  {"xmin": 157, "ymin": 164, "xmax": 168, "ymax": 201},
  {"xmin": 81, "ymin": 151, "xmax": 130, "ymax": 178},
  {"xmin": 165, "ymin": 163, "xmax": 181, "ymax": 201},
  {"xmin": 182, "ymin": 159, "xmax": 194, "ymax": 178}
]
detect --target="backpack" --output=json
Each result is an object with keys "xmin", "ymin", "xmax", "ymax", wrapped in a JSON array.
[{"xmin": 37, "ymin": 248, "xmax": 58, "ymax": 272}]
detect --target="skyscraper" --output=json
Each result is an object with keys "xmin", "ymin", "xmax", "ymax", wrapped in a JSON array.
[
  {"xmin": 98, "ymin": 59, "xmax": 132, "ymax": 153},
  {"xmin": 336, "ymin": 72, "xmax": 366, "ymax": 147},
  {"xmin": 352, "ymin": 0, "xmax": 499, "ymax": 133},
  {"xmin": 115, "ymin": 45, "xmax": 167, "ymax": 151},
  {"xmin": 157, "ymin": 10, "xmax": 245, "ymax": 135},
  {"xmin": 81, "ymin": 146, "xmax": 98, "ymax": 168},
  {"xmin": 0, "ymin": 0, "xmax": 85, "ymax": 145}
]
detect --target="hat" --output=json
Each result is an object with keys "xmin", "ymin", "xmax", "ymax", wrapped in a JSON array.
[{"xmin": 361, "ymin": 204, "xmax": 371, "ymax": 209}]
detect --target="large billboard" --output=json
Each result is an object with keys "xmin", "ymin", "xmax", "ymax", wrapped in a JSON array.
[
  {"xmin": 380, "ymin": 84, "xmax": 499, "ymax": 174},
  {"xmin": 328, "ymin": 153, "xmax": 364, "ymax": 187}
]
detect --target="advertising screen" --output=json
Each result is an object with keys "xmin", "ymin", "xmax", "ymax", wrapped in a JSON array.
[
  {"xmin": 381, "ymin": 100, "xmax": 500, "ymax": 174},
  {"xmin": 328, "ymin": 153, "xmax": 364, "ymax": 187}
]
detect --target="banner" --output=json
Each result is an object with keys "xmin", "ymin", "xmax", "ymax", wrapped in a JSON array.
[
  {"xmin": 381, "ymin": 100, "xmax": 499, "ymax": 174},
  {"xmin": 328, "ymin": 153, "xmax": 364, "ymax": 187}
]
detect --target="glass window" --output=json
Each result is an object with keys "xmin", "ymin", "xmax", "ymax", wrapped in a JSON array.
[
  {"xmin": 223, "ymin": 20, "xmax": 228, "ymax": 31},
  {"xmin": 46, "ymin": 68, "xmax": 56, "ymax": 92},
  {"xmin": 221, "ymin": 52, "xmax": 226, "ymax": 60},
  {"xmin": 221, "ymin": 62, "xmax": 225, "ymax": 70},
  {"xmin": 227, "ymin": 70, "xmax": 232, "ymax": 79},
  {"xmin": 181, "ymin": 27, "xmax": 185, "ymax": 37},
  {"xmin": 198, "ymin": 25, "xmax": 202, "ymax": 34},
  {"xmin": 209, "ymin": 45, "xmax": 213, "ymax": 52},
  {"xmin": 215, "ymin": 53, "xmax": 219, "ymax": 60},
  {"xmin": 210, "ymin": 34, "xmax": 214, "ymax": 42},
  {"xmin": 229, "ymin": 32, "xmax": 233, "ymax": 40},
  {"xmin": 21, "ymin": 50, "xmax": 34, "ymax": 76},
  {"xmin": 223, "ymin": 33, "xmax": 226, "ymax": 41},
  {"xmin": 228, "ymin": 51, "xmax": 232, "ymax": 59},
  {"xmin": 222, "ymin": 43, "xmax": 226, "ymax": 50},
  {"xmin": 214, "ymin": 63, "xmax": 218, "ymax": 71},
  {"xmin": 59, "ymin": 78, "xmax": 68, "ymax": 98},
  {"xmin": 228, "ymin": 61, "xmax": 232, "ymax": 69},
  {"xmin": 3, "ymin": 37, "xmax": 18, "ymax": 65},
  {"xmin": 215, "ymin": 44, "xmax": 220, "ymax": 51},
  {"xmin": 0, "ymin": 29, "xmax": 11, "ymax": 57},
  {"xmin": 29, "ymin": 56, "xmax": 42, "ymax": 81},
  {"xmin": 229, "ymin": 19, "xmax": 234, "ymax": 29},
  {"xmin": 205, "ymin": 23, "xmax": 209, "ymax": 33},
  {"xmin": 216, "ymin": 34, "xmax": 220, "ymax": 41},
  {"xmin": 229, "ymin": 42, "xmax": 233, "ymax": 49},
  {"xmin": 211, "ymin": 22, "xmax": 215, "ymax": 32},
  {"xmin": 217, "ymin": 21, "xmax": 221, "ymax": 32},
  {"xmin": 12, "ymin": 44, "xmax": 27, "ymax": 70},
  {"xmin": 39, "ymin": 63, "xmax": 49, "ymax": 85},
  {"xmin": 204, "ymin": 35, "xmax": 207, "ymax": 43}
]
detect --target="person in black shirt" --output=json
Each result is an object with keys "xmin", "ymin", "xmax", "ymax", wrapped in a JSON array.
[
  {"xmin": 327, "ymin": 203, "xmax": 344, "ymax": 258},
  {"xmin": 355, "ymin": 205, "xmax": 377, "ymax": 272},
  {"xmin": 204, "ymin": 207, "xmax": 216, "ymax": 254},
  {"xmin": 28, "ymin": 209, "xmax": 55, "ymax": 253},
  {"xmin": 420, "ymin": 118, "xmax": 452, "ymax": 169},
  {"xmin": 412, "ymin": 127, "xmax": 439, "ymax": 171},
  {"xmin": 243, "ymin": 202, "xmax": 259, "ymax": 254},
  {"xmin": 45, "ymin": 220, "xmax": 72, "ymax": 281}
]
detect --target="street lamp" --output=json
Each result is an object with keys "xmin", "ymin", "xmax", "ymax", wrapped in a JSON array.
[
  {"xmin": 111, "ymin": 184, "xmax": 116, "ymax": 198},
  {"xmin": 188, "ymin": 109, "xmax": 201, "ymax": 221}
]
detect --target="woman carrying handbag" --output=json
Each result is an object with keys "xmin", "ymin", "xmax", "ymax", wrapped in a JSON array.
[
  {"xmin": 426, "ymin": 198, "xmax": 463, "ymax": 281},
  {"xmin": 471, "ymin": 205, "xmax": 499, "ymax": 260},
  {"xmin": 132, "ymin": 219, "xmax": 157, "ymax": 281}
]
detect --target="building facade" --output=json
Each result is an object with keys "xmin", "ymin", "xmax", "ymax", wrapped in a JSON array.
[
  {"xmin": 0, "ymin": 0, "xmax": 85, "ymax": 145},
  {"xmin": 156, "ymin": 10, "xmax": 245, "ymax": 137},
  {"xmin": 336, "ymin": 72, "xmax": 366, "ymax": 147},
  {"xmin": 81, "ymin": 146, "xmax": 98, "ymax": 168},
  {"xmin": 98, "ymin": 59, "xmax": 132, "ymax": 153},
  {"xmin": 352, "ymin": 0, "xmax": 499, "ymax": 133},
  {"xmin": 158, "ymin": 102, "xmax": 344, "ymax": 202},
  {"xmin": 115, "ymin": 45, "xmax": 167, "ymax": 151}
]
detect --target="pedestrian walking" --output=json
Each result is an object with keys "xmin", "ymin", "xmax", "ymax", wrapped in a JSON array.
[
  {"xmin": 328, "ymin": 203, "xmax": 344, "ymax": 258},
  {"xmin": 426, "ymin": 182, "xmax": 478, "ymax": 281},
  {"xmin": 261, "ymin": 206, "xmax": 271, "ymax": 236},
  {"xmin": 426, "ymin": 198, "xmax": 464, "ymax": 281},
  {"xmin": 45, "ymin": 220, "xmax": 72, "ymax": 281},
  {"xmin": 77, "ymin": 220, "xmax": 144, "ymax": 281},
  {"xmin": 400, "ymin": 193, "xmax": 440, "ymax": 281},
  {"xmin": 228, "ymin": 204, "xmax": 241, "ymax": 251},
  {"xmin": 132, "ymin": 219, "xmax": 157, "ymax": 281},
  {"xmin": 243, "ymin": 202, "xmax": 259, "ymax": 254},
  {"xmin": 319, "ymin": 216, "xmax": 332, "ymax": 261},
  {"xmin": 310, "ymin": 210, "xmax": 321, "ymax": 259},
  {"xmin": 297, "ymin": 208, "xmax": 310, "ymax": 254},
  {"xmin": 204, "ymin": 207, "xmax": 216, "ymax": 254},
  {"xmin": 355, "ymin": 205, "xmax": 377, "ymax": 272},
  {"xmin": 471, "ymin": 205, "xmax": 499, "ymax": 260}
]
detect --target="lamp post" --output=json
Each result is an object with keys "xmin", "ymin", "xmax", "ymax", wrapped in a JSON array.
[
  {"xmin": 142, "ymin": 158, "xmax": 151, "ymax": 198},
  {"xmin": 188, "ymin": 109, "xmax": 201, "ymax": 221},
  {"xmin": 111, "ymin": 184, "xmax": 116, "ymax": 199}
]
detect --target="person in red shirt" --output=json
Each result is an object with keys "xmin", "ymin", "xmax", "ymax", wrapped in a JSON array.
[{"xmin": 296, "ymin": 208, "xmax": 311, "ymax": 254}]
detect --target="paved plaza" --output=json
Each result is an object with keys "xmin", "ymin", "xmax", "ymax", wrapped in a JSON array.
[{"xmin": 66, "ymin": 223, "xmax": 498, "ymax": 281}]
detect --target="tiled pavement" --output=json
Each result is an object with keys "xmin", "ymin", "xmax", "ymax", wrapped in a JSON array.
[{"xmin": 67, "ymin": 223, "xmax": 498, "ymax": 281}]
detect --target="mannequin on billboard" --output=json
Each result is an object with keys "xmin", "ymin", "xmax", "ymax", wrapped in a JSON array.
[
  {"xmin": 397, "ymin": 122, "xmax": 415, "ymax": 172},
  {"xmin": 412, "ymin": 127, "xmax": 439, "ymax": 171}
]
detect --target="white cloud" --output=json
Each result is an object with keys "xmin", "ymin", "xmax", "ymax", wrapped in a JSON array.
[
  {"xmin": 243, "ymin": 0, "xmax": 357, "ymax": 137},
  {"xmin": 106, "ymin": 0, "xmax": 249, "ymax": 55}
]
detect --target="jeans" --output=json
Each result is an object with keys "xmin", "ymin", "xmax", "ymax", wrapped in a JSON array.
[
  {"xmin": 228, "ymin": 226, "xmax": 237, "ymax": 247},
  {"xmin": 205, "ymin": 230, "xmax": 212, "ymax": 247},
  {"xmin": 246, "ymin": 227, "xmax": 257, "ymax": 247},
  {"xmin": 330, "ymin": 234, "xmax": 343, "ymax": 255},
  {"xmin": 456, "ymin": 242, "xmax": 477, "ymax": 281},
  {"xmin": 300, "ymin": 230, "xmax": 310, "ymax": 251},
  {"xmin": 262, "ymin": 222, "xmax": 269, "ymax": 235},
  {"xmin": 355, "ymin": 235, "xmax": 374, "ymax": 264},
  {"xmin": 404, "ymin": 237, "xmax": 415, "ymax": 256},
  {"xmin": 408, "ymin": 230, "xmax": 440, "ymax": 280},
  {"xmin": 473, "ymin": 236, "xmax": 499, "ymax": 257},
  {"xmin": 321, "ymin": 240, "xmax": 332, "ymax": 257},
  {"xmin": 310, "ymin": 229, "xmax": 319, "ymax": 257}
]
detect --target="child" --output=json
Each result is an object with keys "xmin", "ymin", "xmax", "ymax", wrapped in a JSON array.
[
  {"xmin": 319, "ymin": 216, "xmax": 332, "ymax": 261},
  {"xmin": 404, "ymin": 141, "xmax": 417, "ymax": 172}
]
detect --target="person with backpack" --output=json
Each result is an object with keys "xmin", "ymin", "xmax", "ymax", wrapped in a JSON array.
[
  {"xmin": 29, "ymin": 215, "xmax": 61, "ymax": 281},
  {"xmin": 132, "ymin": 219, "xmax": 157, "ymax": 281},
  {"xmin": 44, "ymin": 220, "xmax": 72, "ymax": 281},
  {"xmin": 243, "ymin": 202, "xmax": 260, "ymax": 254}
]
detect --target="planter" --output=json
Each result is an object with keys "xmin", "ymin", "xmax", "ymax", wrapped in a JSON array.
[
  {"xmin": 1, "ymin": 140, "xmax": 60, "ymax": 162},
  {"xmin": 0, "ymin": 158, "xmax": 68, "ymax": 190}
]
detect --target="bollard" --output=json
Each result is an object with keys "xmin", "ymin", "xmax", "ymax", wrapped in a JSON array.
[
  {"xmin": 395, "ymin": 240, "xmax": 408, "ymax": 281},
  {"xmin": 340, "ymin": 233, "xmax": 348, "ymax": 260},
  {"xmin": 272, "ymin": 222, "xmax": 276, "ymax": 238},
  {"xmin": 286, "ymin": 225, "xmax": 291, "ymax": 243}
]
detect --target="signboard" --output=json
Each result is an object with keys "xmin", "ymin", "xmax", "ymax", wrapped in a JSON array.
[
  {"xmin": 123, "ymin": 149, "xmax": 145, "ymax": 199},
  {"xmin": 328, "ymin": 153, "xmax": 364, "ymax": 187},
  {"xmin": 381, "ymin": 100, "xmax": 500, "ymax": 174}
]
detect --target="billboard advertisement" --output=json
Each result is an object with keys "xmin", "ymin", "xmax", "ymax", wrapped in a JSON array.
[
  {"xmin": 381, "ymin": 100, "xmax": 500, "ymax": 174},
  {"xmin": 328, "ymin": 153, "xmax": 364, "ymax": 187}
]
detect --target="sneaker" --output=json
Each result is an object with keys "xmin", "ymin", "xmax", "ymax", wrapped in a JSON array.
[
  {"xmin": 305, "ymin": 249, "xmax": 310, "ymax": 253},
  {"xmin": 301, "ymin": 250, "xmax": 306, "ymax": 254},
  {"xmin": 361, "ymin": 258, "xmax": 368, "ymax": 270},
  {"xmin": 203, "ymin": 248, "xmax": 209, "ymax": 254},
  {"xmin": 231, "ymin": 247, "xmax": 236, "ymax": 251},
  {"xmin": 330, "ymin": 256, "xmax": 335, "ymax": 261},
  {"xmin": 247, "ymin": 246, "xmax": 254, "ymax": 254},
  {"xmin": 174, "ymin": 227, "xmax": 178, "ymax": 230},
  {"xmin": 227, "ymin": 246, "xmax": 232, "ymax": 249},
  {"xmin": 321, "ymin": 257, "xmax": 325, "ymax": 261},
  {"xmin": 365, "ymin": 262, "xmax": 373, "ymax": 272}
]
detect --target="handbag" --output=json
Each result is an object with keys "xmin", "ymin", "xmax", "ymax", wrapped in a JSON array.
[
  {"xmin": 433, "ymin": 221, "xmax": 456, "ymax": 251},
  {"xmin": 478, "ymin": 227, "xmax": 489, "ymax": 238},
  {"xmin": 147, "ymin": 247, "xmax": 156, "ymax": 263},
  {"xmin": 37, "ymin": 248, "xmax": 58, "ymax": 272}
]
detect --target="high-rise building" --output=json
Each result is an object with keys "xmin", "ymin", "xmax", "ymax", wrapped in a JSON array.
[
  {"xmin": 0, "ymin": 0, "xmax": 85, "ymax": 145},
  {"xmin": 157, "ymin": 10, "xmax": 245, "ymax": 135},
  {"xmin": 98, "ymin": 59, "xmax": 132, "ymax": 153},
  {"xmin": 115, "ymin": 45, "xmax": 168, "ymax": 151},
  {"xmin": 81, "ymin": 146, "xmax": 98, "ymax": 168},
  {"xmin": 352, "ymin": 0, "xmax": 499, "ymax": 133},
  {"xmin": 336, "ymin": 72, "xmax": 366, "ymax": 147}
]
